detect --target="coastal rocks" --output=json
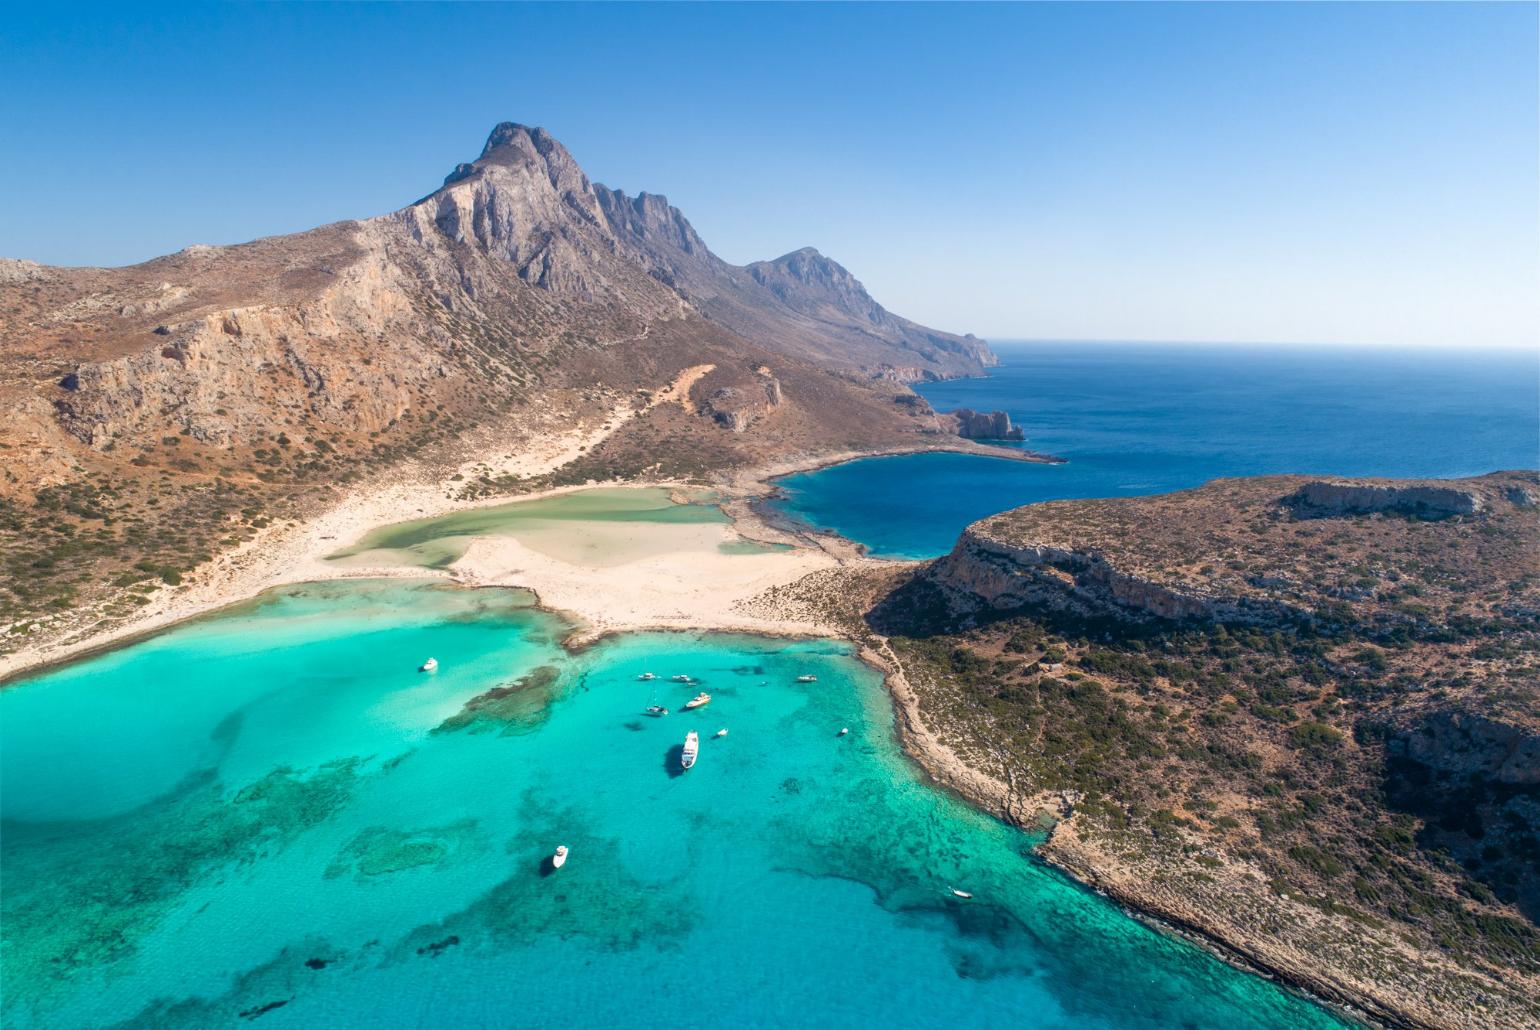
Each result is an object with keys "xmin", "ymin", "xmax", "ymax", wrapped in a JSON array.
[
  {"xmin": 947, "ymin": 408, "xmax": 1025, "ymax": 441},
  {"xmin": 1288, "ymin": 480, "xmax": 1484, "ymax": 519}
]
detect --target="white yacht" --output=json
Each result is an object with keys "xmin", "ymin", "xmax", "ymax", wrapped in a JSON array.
[
  {"xmin": 681, "ymin": 731, "xmax": 700, "ymax": 770},
  {"xmin": 419, "ymin": 657, "xmax": 439, "ymax": 673},
  {"xmin": 552, "ymin": 845, "xmax": 569, "ymax": 869},
  {"xmin": 683, "ymin": 692, "xmax": 711, "ymax": 710}
]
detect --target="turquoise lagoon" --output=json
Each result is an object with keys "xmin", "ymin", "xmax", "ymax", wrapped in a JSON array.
[{"xmin": 0, "ymin": 579, "xmax": 1347, "ymax": 1028}]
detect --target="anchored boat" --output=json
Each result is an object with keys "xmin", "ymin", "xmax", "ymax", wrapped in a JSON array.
[
  {"xmin": 552, "ymin": 845, "xmax": 569, "ymax": 869},
  {"xmin": 419, "ymin": 657, "xmax": 439, "ymax": 673},
  {"xmin": 796, "ymin": 674, "xmax": 817, "ymax": 683},
  {"xmin": 645, "ymin": 705, "xmax": 670, "ymax": 717},
  {"xmin": 638, "ymin": 672, "xmax": 657, "ymax": 681},
  {"xmin": 681, "ymin": 731, "xmax": 700, "ymax": 770},
  {"xmin": 682, "ymin": 692, "xmax": 711, "ymax": 710}
]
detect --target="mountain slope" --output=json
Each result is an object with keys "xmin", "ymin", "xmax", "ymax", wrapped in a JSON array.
[
  {"xmin": 592, "ymin": 184, "xmax": 994, "ymax": 381},
  {"xmin": 0, "ymin": 122, "xmax": 997, "ymax": 647}
]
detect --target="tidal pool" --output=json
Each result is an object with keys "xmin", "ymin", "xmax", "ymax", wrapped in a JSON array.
[{"xmin": 0, "ymin": 579, "xmax": 1347, "ymax": 1028}]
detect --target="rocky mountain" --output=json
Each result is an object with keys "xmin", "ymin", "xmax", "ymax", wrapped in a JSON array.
[
  {"xmin": 0, "ymin": 122, "xmax": 995, "ymax": 642},
  {"xmin": 867, "ymin": 471, "xmax": 1540, "ymax": 1028}
]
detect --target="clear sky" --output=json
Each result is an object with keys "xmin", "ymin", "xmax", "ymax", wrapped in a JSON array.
[{"xmin": 4, "ymin": 2, "xmax": 1536, "ymax": 348}]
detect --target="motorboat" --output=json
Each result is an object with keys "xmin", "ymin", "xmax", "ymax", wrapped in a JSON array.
[
  {"xmin": 682, "ymin": 692, "xmax": 711, "ymax": 710},
  {"xmin": 638, "ymin": 672, "xmax": 657, "ymax": 681},
  {"xmin": 796, "ymin": 674, "xmax": 817, "ymax": 683},
  {"xmin": 645, "ymin": 705, "xmax": 670, "ymax": 717},
  {"xmin": 670, "ymin": 674, "xmax": 693, "ymax": 683},
  {"xmin": 681, "ymin": 731, "xmax": 699, "ymax": 770},
  {"xmin": 838, "ymin": 727, "xmax": 849, "ymax": 736},
  {"xmin": 419, "ymin": 657, "xmax": 439, "ymax": 673},
  {"xmin": 714, "ymin": 728, "xmax": 728, "ymax": 738},
  {"xmin": 552, "ymin": 845, "xmax": 569, "ymax": 869},
  {"xmin": 950, "ymin": 887, "xmax": 972, "ymax": 899}
]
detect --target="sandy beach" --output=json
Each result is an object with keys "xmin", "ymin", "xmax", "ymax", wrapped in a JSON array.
[{"xmin": 0, "ymin": 357, "xmax": 1038, "ymax": 685}]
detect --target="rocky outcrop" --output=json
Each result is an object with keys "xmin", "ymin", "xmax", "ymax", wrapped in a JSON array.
[
  {"xmin": 700, "ymin": 373, "xmax": 783, "ymax": 433},
  {"xmin": 1391, "ymin": 709, "xmax": 1540, "ymax": 787},
  {"xmin": 1380, "ymin": 708, "xmax": 1540, "ymax": 920},
  {"xmin": 916, "ymin": 527, "xmax": 1299, "ymax": 628},
  {"xmin": 1289, "ymin": 480, "xmax": 1484, "ymax": 519},
  {"xmin": 947, "ymin": 408, "xmax": 1024, "ymax": 441}
]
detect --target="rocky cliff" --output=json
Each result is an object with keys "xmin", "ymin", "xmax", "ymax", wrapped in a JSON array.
[{"xmin": 946, "ymin": 408, "xmax": 1025, "ymax": 441}]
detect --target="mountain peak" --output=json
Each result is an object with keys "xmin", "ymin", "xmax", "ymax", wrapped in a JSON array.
[{"xmin": 480, "ymin": 121, "xmax": 546, "ymax": 157}]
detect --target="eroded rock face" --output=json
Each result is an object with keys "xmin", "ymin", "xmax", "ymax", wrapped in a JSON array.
[
  {"xmin": 1381, "ymin": 708, "xmax": 1540, "ymax": 919},
  {"xmin": 919, "ymin": 527, "xmax": 1299, "ymax": 628},
  {"xmin": 1290, "ymin": 481, "xmax": 1484, "ymax": 519},
  {"xmin": 948, "ymin": 408, "xmax": 1025, "ymax": 441},
  {"xmin": 1394, "ymin": 709, "xmax": 1540, "ymax": 786},
  {"xmin": 701, "ymin": 375, "xmax": 783, "ymax": 433}
]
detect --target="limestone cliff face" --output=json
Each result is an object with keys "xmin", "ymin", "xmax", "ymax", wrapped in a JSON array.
[
  {"xmin": 947, "ymin": 408, "xmax": 1025, "ymax": 441},
  {"xmin": 1290, "ymin": 480, "xmax": 1485, "ymax": 519},
  {"xmin": 700, "ymin": 374, "xmax": 783, "ymax": 433},
  {"xmin": 921, "ymin": 526, "xmax": 1298, "ymax": 627}
]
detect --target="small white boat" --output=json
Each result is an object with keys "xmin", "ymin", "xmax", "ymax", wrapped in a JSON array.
[
  {"xmin": 419, "ymin": 658, "xmax": 439, "ymax": 673},
  {"xmin": 552, "ymin": 845, "xmax": 569, "ymax": 869},
  {"xmin": 796, "ymin": 675, "xmax": 817, "ymax": 683},
  {"xmin": 645, "ymin": 705, "xmax": 669, "ymax": 717},
  {"xmin": 682, "ymin": 692, "xmax": 711, "ymax": 710},
  {"xmin": 681, "ymin": 731, "xmax": 699, "ymax": 770},
  {"xmin": 670, "ymin": 674, "xmax": 693, "ymax": 683},
  {"xmin": 950, "ymin": 887, "xmax": 972, "ymax": 899},
  {"xmin": 638, "ymin": 672, "xmax": 657, "ymax": 681},
  {"xmin": 715, "ymin": 728, "xmax": 728, "ymax": 738},
  {"xmin": 838, "ymin": 727, "xmax": 849, "ymax": 736}
]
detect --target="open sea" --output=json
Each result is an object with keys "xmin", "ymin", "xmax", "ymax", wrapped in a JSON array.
[{"xmin": 769, "ymin": 342, "xmax": 1539, "ymax": 558}]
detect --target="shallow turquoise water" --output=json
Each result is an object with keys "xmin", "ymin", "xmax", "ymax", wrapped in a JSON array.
[
  {"xmin": 0, "ymin": 580, "xmax": 1348, "ymax": 1028},
  {"xmin": 328, "ymin": 486, "xmax": 734, "ymax": 569},
  {"xmin": 770, "ymin": 342, "xmax": 1540, "ymax": 557}
]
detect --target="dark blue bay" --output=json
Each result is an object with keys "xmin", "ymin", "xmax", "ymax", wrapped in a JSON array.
[{"xmin": 769, "ymin": 342, "xmax": 1539, "ymax": 558}]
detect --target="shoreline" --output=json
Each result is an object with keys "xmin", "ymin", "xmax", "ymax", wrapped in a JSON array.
[
  {"xmin": 0, "ymin": 429, "xmax": 1415, "ymax": 1028},
  {"xmin": 0, "ymin": 428, "xmax": 1036, "ymax": 686}
]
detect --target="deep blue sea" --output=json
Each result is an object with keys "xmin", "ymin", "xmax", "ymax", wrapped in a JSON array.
[{"xmin": 769, "ymin": 342, "xmax": 1540, "ymax": 558}]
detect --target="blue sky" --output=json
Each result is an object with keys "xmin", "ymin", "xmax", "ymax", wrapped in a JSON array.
[{"xmin": 3, "ymin": 2, "xmax": 1536, "ymax": 348}]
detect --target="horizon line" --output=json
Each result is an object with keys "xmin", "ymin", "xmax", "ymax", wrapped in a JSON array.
[{"xmin": 980, "ymin": 336, "xmax": 1540, "ymax": 353}]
